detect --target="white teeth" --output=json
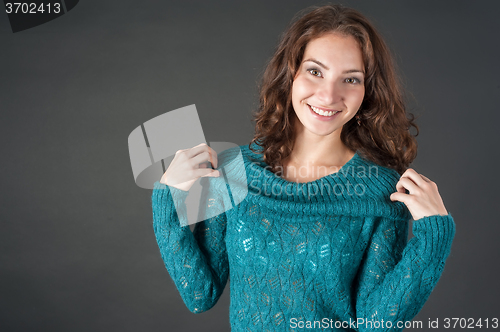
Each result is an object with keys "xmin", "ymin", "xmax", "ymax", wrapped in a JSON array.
[{"xmin": 309, "ymin": 104, "xmax": 339, "ymax": 116}]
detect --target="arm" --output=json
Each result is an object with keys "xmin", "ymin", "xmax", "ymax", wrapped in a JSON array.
[
  {"xmin": 151, "ymin": 177, "xmax": 229, "ymax": 313},
  {"xmin": 354, "ymin": 213, "xmax": 456, "ymax": 331}
]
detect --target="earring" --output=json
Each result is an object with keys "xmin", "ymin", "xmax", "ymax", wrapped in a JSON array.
[{"xmin": 355, "ymin": 114, "xmax": 361, "ymax": 126}]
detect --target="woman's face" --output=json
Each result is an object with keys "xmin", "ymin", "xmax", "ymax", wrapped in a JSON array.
[{"xmin": 291, "ymin": 32, "xmax": 365, "ymax": 137}]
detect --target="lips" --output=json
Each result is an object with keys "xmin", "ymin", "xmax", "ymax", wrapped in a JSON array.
[{"xmin": 307, "ymin": 104, "xmax": 341, "ymax": 117}]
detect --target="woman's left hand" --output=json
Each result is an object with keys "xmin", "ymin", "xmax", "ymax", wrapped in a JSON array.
[{"xmin": 389, "ymin": 168, "xmax": 449, "ymax": 221}]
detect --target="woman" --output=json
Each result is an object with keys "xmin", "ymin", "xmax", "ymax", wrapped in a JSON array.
[{"xmin": 152, "ymin": 4, "xmax": 455, "ymax": 331}]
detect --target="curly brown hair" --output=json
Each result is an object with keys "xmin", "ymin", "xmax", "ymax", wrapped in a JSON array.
[{"xmin": 249, "ymin": 4, "xmax": 418, "ymax": 175}]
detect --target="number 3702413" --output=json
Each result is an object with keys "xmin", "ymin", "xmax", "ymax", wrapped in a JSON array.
[
  {"xmin": 443, "ymin": 318, "xmax": 498, "ymax": 329},
  {"xmin": 5, "ymin": 3, "xmax": 61, "ymax": 14}
]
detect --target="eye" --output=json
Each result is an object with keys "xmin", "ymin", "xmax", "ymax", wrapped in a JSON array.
[
  {"xmin": 345, "ymin": 77, "xmax": 362, "ymax": 84},
  {"xmin": 307, "ymin": 68, "xmax": 323, "ymax": 77}
]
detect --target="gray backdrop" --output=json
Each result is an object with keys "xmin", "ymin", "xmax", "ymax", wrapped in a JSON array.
[{"xmin": 1, "ymin": 1, "xmax": 499, "ymax": 331}]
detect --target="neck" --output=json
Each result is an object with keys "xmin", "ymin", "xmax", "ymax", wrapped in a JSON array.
[{"xmin": 285, "ymin": 122, "xmax": 354, "ymax": 168}]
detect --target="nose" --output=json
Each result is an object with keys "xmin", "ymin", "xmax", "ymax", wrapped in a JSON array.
[{"xmin": 316, "ymin": 81, "xmax": 343, "ymax": 106}]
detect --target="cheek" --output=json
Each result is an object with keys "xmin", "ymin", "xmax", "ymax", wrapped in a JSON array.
[
  {"xmin": 292, "ymin": 76, "xmax": 312, "ymax": 100},
  {"xmin": 347, "ymin": 88, "xmax": 365, "ymax": 108}
]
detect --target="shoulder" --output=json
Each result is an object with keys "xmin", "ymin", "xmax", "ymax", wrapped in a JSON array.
[
  {"xmin": 201, "ymin": 143, "xmax": 252, "ymax": 197},
  {"xmin": 356, "ymin": 153, "xmax": 401, "ymax": 183},
  {"xmin": 213, "ymin": 142, "xmax": 265, "ymax": 169},
  {"xmin": 345, "ymin": 152, "xmax": 411, "ymax": 220},
  {"xmin": 350, "ymin": 153, "xmax": 402, "ymax": 199},
  {"xmin": 213, "ymin": 143, "xmax": 254, "ymax": 168}
]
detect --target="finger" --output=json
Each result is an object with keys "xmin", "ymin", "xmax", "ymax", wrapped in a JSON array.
[
  {"xmin": 191, "ymin": 151, "xmax": 216, "ymax": 168},
  {"xmin": 207, "ymin": 145, "xmax": 218, "ymax": 169},
  {"xmin": 389, "ymin": 191, "xmax": 411, "ymax": 205},
  {"xmin": 186, "ymin": 143, "xmax": 208, "ymax": 158},
  {"xmin": 395, "ymin": 177, "xmax": 420, "ymax": 195},
  {"xmin": 389, "ymin": 191, "xmax": 403, "ymax": 202},
  {"xmin": 401, "ymin": 168, "xmax": 426, "ymax": 187},
  {"xmin": 420, "ymin": 174, "xmax": 432, "ymax": 183},
  {"xmin": 188, "ymin": 143, "xmax": 218, "ymax": 168},
  {"xmin": 395, "ymin": 181, "xmax": 406, "ymax": 194},
  {"xmin": 195, "ymin": 168, "xmax": 220, "ymax": 178},
  {"xmin": 204, "ymin": 170, "xmax": 220, "ymax": 177}
]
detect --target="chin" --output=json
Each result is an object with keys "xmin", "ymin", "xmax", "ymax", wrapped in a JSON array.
[{"xmin": 305, "ymin": 124, "xmax": 341, "ymax": 137}]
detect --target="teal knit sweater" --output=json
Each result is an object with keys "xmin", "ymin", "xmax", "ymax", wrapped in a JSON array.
[{"xmin": 151, "ymin": 143, "xmax": 455, "ymax": 331}]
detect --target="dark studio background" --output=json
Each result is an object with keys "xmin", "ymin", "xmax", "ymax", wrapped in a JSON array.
[{"xmin": 1, "ymin": 1, "xmax": 499, "ymax": 331}]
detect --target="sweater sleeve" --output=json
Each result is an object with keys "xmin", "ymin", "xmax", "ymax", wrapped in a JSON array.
[
  {"xmin": 151, "ymin": 178, "xmax": 229, "ymax": 314},
  {"xmin": 354, "ymin": 213, "xmax": 456, "ymax": 331}
]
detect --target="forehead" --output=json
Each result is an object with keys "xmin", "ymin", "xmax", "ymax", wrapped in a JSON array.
[{"xmin": 302, "ymin": 33, "xmax": 364, "ymax": 67}]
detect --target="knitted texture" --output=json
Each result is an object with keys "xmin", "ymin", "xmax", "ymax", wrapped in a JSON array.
[{"xmin": 151, "ymin": 143, "xmax": 455, "ymax": 332}]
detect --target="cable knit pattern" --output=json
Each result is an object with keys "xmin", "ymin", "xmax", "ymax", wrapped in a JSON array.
[{"xmin": 151, "ymin": 143, "xmax": 455, "ymax": 331}]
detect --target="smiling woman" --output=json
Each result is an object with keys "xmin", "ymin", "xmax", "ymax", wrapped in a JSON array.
[
  {"xmin": 282, "ymin": 32, "xmax": 366, "ymax": 181},
  {"xmin": 152, "ymin": 4, "xmax": 455, "ymax": 332},
  {"xmin": 251, "ymin": 5, "xmax": 419, "ymax": 176}
]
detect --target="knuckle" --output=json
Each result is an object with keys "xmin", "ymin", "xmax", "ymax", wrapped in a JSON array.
[{"xmin": 423, "ymin": 181, "xmax": 435, "ymax": 190}]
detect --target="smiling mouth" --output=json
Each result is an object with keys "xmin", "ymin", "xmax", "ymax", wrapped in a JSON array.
[{"xmin": 308, "ymin": 104, "xmax": 341, "ymax": 117}]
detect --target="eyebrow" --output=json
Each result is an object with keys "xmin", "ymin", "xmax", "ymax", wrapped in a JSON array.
[{"xmin": 302, "ymin": 58, "xmax": 365, "ymax": 75}]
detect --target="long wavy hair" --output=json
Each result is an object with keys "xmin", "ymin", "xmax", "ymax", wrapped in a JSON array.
[{"xmin": 249, "ymin": 4, "xmax": 418, "ymax": 175}]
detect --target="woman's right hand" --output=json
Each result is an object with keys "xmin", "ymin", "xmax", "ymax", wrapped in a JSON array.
[{"xmin": 160, "ymin": 143, "xmax": 220, "ymax": 192}]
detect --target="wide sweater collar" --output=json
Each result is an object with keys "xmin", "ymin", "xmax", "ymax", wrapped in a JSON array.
[{"xmin": 217, "ymin": 143, "xmax": 411, "ymax": 221}]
